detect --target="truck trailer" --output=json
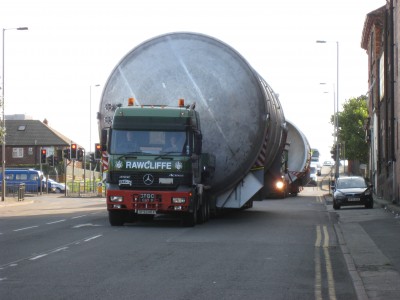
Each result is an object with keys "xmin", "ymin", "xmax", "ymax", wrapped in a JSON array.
[{"xmin": 98, "ymin": 32, "xmax": 307, "ymax": 226}]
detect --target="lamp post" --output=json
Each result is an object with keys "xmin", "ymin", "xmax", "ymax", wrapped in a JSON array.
[
  {"xmin": 317, "ymin": 40, "xmax": 339, "ymax": 179},
  {"xmin": 1, "ymin": 27, "xmax": 28, "ymax": 201},
  {"xmin": 89, "ymin": 84, "xmax": 100, "ymax": 192}
]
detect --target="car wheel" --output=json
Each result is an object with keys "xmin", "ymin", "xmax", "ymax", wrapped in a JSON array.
[
  {"xmin": 333, "ymin": 200, "xmax": 340, "ymax": 210},
  {"xmin": 365, "ymin": 201, "xmax": 374, "ymax": 209},
  {"xmin": 55, "ymin": 188, "xmax": 62, "ymax": 193}
]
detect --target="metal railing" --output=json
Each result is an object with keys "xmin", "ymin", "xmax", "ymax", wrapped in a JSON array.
[{"xmin": 65, "ymin": 181, "xmax": 105, "ymax": 197}]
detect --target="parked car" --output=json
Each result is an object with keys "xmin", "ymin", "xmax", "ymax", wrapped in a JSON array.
[
  {"xmin": 43, "ymin": 179, "xmax": 67, "ymax": 193},
  {"xmin": 323, "ymin": 160, "xmax": 334, "ymax": 166},
  {"xmin": 0, "ymin": 169, "xmax": 44, "ymax": 193},
  {"xmin": 332, "ymin": 176, "xmax": 373, "ymax": 210}
]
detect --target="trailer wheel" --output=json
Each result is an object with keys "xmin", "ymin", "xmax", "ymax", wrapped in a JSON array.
[
  {"xmin": 204, "ymin": 198, "xmax": 210, "ymax": 222},
  {"xmin": 108, "ymin": 210, "xmax": 126, "ymax": 226}
]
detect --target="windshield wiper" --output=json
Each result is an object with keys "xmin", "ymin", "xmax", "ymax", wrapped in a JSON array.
[
  {"xmin": 155, "ymin": 152, "xmax": 180, "ymax": 160},
  {"xmin": 117, "ymin": 152, "xmax": 139, "ymax": 160}
]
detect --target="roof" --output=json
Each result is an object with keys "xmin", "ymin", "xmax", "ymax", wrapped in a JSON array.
[
  {"xmin": 361, "ymin": 5, "xmax": 385, "ymax": 50},
  {"xmin": 5, "ymin": 119, "xmax": 71, "ymax": 147}
]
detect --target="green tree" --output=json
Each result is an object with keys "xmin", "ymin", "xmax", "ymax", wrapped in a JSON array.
[{"xmin": 331, "ymin": 95, "xmax": 369, "ymax": 162}]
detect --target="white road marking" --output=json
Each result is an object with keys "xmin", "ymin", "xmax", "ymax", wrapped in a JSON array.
[
  {"xmin": 84, "ymin": 234, "xmax": 102, "ymax": 242},
  {"xmin": 72, "ymin": 215, "xmax": 87, "ymax": 219},
  {"xmin": 46, "ymin": 219, "xmax": 66, "ymax": 224},
  {"xmin": 73, "ymin": 223, "xmax": 101, "ymax": 228},
  {"xmin": 13, "ymin": 225, "xmax": 39, "ymax": 232}
]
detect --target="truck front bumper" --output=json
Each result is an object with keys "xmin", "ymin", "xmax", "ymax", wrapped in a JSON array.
[{"xmin": 107, "ymin": 189, "xmax": 194, "ymax": 214}]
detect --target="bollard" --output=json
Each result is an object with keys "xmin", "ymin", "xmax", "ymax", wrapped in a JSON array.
[{"xmin": 18, "ymin": 183, "xmax": 25, "ymax": 201}]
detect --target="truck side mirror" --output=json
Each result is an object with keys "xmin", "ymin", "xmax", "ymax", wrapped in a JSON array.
[
  {"xmin": 101, "ymin": 128, "xmax": 109, "ymax": 151},
  {"xmin": 195, "ymin": 133, "xmax": 202, "ymax": 155}
]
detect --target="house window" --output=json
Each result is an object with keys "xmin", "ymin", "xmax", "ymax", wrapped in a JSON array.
[{"xmin": 12, "ymin": 148, "xmax": 24, "ymax": 158}]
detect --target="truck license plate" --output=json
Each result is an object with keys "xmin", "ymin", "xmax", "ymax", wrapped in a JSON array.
[
  {"xmin": 140, "ymin": 193, "xmax": 155, "ymax": 201},
  {"xmin": 137, "ymin": 210, "xmax": 157, "ymax": 215}
]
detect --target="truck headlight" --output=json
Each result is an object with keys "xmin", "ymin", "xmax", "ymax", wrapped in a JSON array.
[
  {"xmin": 172, "ymin": 197, "xmax": 186, "ymax": 204},
  {"xmin": 275, "ymin": 181, "xmax": 284, "ymax": 190},
  {"xmin": 110, "ymin": 196, "xmax": 123, "ymax": 202}
]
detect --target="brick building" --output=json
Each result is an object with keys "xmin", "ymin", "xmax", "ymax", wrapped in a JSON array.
[
  {"xmin": 0, "ymin": 116, "xmax": 93, "ymax": 182},
  {"xmin": 3, "ymin": 118, "xmax": 70, "ymax": 167},
  {"xmin": 362, "ymin": 1, "xmax": 399, "ymax": 203}
]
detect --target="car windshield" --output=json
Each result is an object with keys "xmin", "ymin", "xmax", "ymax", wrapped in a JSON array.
[{"xmin": 336, "ymin": 177, "xmax": 367, "ymax": 189}]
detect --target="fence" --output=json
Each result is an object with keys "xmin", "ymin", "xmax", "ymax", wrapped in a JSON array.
[
  {"xmin": 65, "ymin": 180, "xmax": 106, "ymax": 197},
  {"xmin": 0, "ymin": 183, "xmax": 43, "ymax": 200}
]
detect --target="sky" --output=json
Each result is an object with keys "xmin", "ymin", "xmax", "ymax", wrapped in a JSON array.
[{"xmin": 0, "ymin": 0, "xmax": 385, "ymax": 161}]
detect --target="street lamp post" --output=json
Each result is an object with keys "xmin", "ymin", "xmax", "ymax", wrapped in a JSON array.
[
  {"xmin": 317, "ymin": 40, "xmax": 340, "ymax": 179},
  {"xmin": 1, "ymin": 27, "xmax": 28, "ymax": 201},
  {"xmin": 89, "ymin": 84, "xmax": 100, "ymax": 192}
]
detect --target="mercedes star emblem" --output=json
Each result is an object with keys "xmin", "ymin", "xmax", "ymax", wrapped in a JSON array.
[{"xmin": 143, "ymin": 174, "xmax": 154, "ymax": 185}]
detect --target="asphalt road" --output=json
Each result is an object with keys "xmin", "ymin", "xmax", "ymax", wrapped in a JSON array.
[{"xmin": 0, "ymin": 187, "xmax": 360, "ymax": 300}]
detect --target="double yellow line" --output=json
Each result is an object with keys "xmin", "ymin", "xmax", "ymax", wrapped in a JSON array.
[{"xmin": 315, "ymin": 225, "xmax": 336, "ymax": 300}]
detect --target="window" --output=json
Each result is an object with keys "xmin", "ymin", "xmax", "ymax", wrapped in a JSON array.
[
  {"xmin": 12, "ymin": 148, "xmax": 24, "ymax": 158},
  {"xmin": 30, "ymin": 174, "xmax": 39, "ymax": 181},
  {"xmin": 16, "ymin": 174, "xmax": 28, "ymax": 181}
]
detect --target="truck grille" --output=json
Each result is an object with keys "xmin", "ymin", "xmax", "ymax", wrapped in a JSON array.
[{"xmin": 110, "ymin": 172, "xmax": 191, "ymax": 190}]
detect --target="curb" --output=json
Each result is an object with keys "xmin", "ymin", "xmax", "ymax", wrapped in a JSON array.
[
  {"xmin": 333, "ymin": 223, "xmax": 369, "ymax": 300},
  {"xmin": 373, "ymin": 195, "xmax": 400, "ymax": 216}
]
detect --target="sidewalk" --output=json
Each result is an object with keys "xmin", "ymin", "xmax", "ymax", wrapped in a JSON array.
[
  {"xmin": 321, "ymin": 177, "xmax": 400, "ymax": 299},
  {"xmin": 0, "ymin": 193, "xmax": 103, "ymax": 208},
  {"xmin": 0, "ymin": 195, "xmax": 35, "ymax": 207}
]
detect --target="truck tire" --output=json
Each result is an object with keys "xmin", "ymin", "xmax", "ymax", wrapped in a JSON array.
[
  {"xmin": 108, "ymin": 210, "xmax": 126, "ymax": 226},
  {"xmin": 197, "ymin": 194, "xmax": 209, "ymax": 224},
  {"xmin": 182, "ymin": 199, "xmax": 198, "ymax": 227},
  {"xmin": 182, "ymin": 211, "xmax": 197, "ymax": 227}
]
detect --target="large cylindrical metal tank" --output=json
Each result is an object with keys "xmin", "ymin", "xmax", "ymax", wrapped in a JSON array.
[
  {"xmin": 286, "ymin": 120, "xmax": 311, "ymax": 181},
  {"xmin": 98, "ymin": 32, "xmax": 286, "ymax": 195}
]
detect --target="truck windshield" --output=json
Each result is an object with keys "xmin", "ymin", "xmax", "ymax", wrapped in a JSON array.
[{"xmin": 110, "ymin": 130, "xmax": 188, "ymax": 155}]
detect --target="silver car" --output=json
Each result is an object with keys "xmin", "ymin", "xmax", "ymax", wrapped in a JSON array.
[{"xmin": 332, "ymin": 176, "xmax": 373, "ymax": 210}]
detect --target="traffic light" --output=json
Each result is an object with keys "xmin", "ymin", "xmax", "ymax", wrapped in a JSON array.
[
  {"xmin": 71, "ymin": 143, "xmax": 77, "ymax": 159},
  {"xmin": 47, "ymin": 155, "xmax": 54, "ymax": 166},
  {"xmin": 41, "ymin": 149, "xmax": 47, "ymax": 164},
  {"xmin": 63, "ymin": 149, "xmax": 70, "ymax": 159},
  {"xmin": 330, "ymin": 149, "xmax": 336, "ymax": 161},
  {"xmin": 89, "ymin": 153, "xmax": 95, "ymax": 164},
  {"xmin": 94, "ymin": 143, "xmax": 101, "ymax": 160},
  {"xmin": 77, "ymin": 148, "xmax": 84, "ymax": 162}
]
